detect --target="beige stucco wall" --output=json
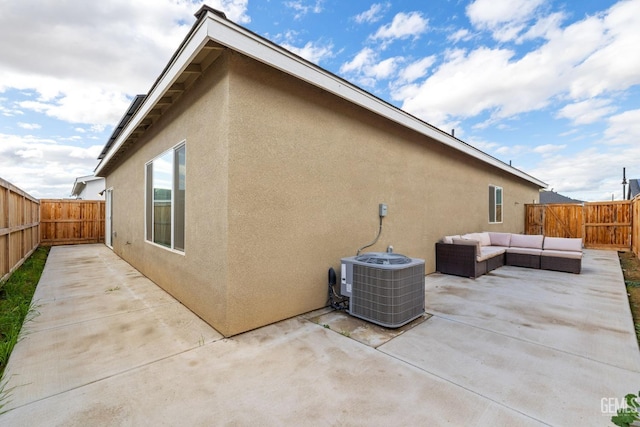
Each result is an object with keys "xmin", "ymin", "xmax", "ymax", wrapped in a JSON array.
[
  {"xmin": 106, "ymin": 49, "xmax": 540, "ymax": 337},
  {"xmin": 224, "ymin": 52, "xmax": 539, "ymax": 334},
  {"xmin": 106, "ymin": 54, "xmax": 232, "ymax": 333}
]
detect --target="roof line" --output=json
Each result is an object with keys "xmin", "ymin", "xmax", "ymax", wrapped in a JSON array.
[
  {"xmin": 97, "ymin": 94, "xmax": 146, "ymax": 161},
  {"xmin": 95, "ymin": 7, "xmax": 546, "ymax": 188}
]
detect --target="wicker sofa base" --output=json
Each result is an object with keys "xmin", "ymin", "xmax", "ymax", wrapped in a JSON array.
[
  {"xmin": 435, "ymin": 242, "xmax": 582, "ymax": 278},
  {"xmin": 540, "ymin": 255, "xmax": 581, "ymax": 274},
  {"xmin": 435, "ymin": 243, "xmax": 506, "ymax": 278},
  {"xmin": 435, "ymin": 242, "xmax": 485, "ymax": 278},
  {"xmin": 505, "ymin": 252, "xmax": 541, "ymax": 269}
]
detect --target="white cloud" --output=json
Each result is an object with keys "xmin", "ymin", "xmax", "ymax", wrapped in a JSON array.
[
  {"xmin": 16, "ymin": 87, "xmax": 132, "ymax": 126},
  {"xmin": 281, "ymin": 40, "xmax": 334, "ymax": 64},
  {"xmin": 518, "ymin": 11, "xmax": 565, "ymax": 42},
  {"xmin": 0, "ymin": 133, "xmax": 103, "ymax": 198},
  {"xmin": 397, "ymin": 56, "xmax": 436, "ymax": 83},
  {"xmin": 369, "ymin": 57, "xmax": 400, "ymax": 79},
  {"xmin": 394, "ymin": 2, "xmax": 640, "ymax": 131},
  {"xmin": 533, "ymin": 144, "xmax": 566, "ymax": 155},
  {"xmin": 340, "ymin": 48, "xmax": 377, "ymax": 75},
  {"xmin": 568, "ymin": 0, "xmax": 640, "ymax": 99},
  {"xmin": 354, "ymin": 3, "xmax": 389, "ymax": 24},
  {"xmin": 466, "ymin": 0, "xmax": 546, "ymax": 42},
  {"xmin": 448, "ymin": 29, "xmax": 472, "ymax": 43},
  {"xmin": 604, "ymin": 109, "xmax": 640, "ymax": 145},
  {"xmin": 17, "ymin": 122, "xmax": 41, "ymax": 130},
  {"xmin": 284, "ymin": 0, "xmax": 324, "ymax": 20},
  {"xmin": 556, "ymin": 98, "xmax": 616, "ymax": 125},
  {"xmin": 339, "ymin": 48, "xmax": 403, "ymax": 88},
  {"xmin": 528, "ymin": 145, "xmax": 640, "ymax": 201},
  {"xmin": 371, "ymin": 12, "xmax": 428, "ymax": 43},
  {"xmin": 0, "ymin": 1, "xmax": 249, "ymax": 128}
]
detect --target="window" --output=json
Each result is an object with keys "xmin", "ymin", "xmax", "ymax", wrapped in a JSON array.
[
  {"xmin": 146, "ymin": 142, "xmax": 186, "ymax": 251},
  {"xmin": 489, "ymin": 185, "xmax": 502, "ymax": 223}
]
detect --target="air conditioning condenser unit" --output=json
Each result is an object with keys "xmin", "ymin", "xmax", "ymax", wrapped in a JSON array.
[{"xmin": 340, "ymin": 252, "xmax": 425, "ymax": 328}]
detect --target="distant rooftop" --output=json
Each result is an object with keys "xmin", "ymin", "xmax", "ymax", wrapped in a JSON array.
[
  {"xmin": 539, "ymin": 190, "xmax": 583, "ymax": 204},
  {"xmin": 628, "ymin": 179, "xmax": 640, "ymax": 200}
]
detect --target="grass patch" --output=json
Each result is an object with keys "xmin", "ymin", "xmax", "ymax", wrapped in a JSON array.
[
  {"xmin": 619, "ymin": 251, "xmax": 640, "ymax": 345},
  {"xmin": 0, "ymin": 246, "xmax": 49, "ymax": 378}
]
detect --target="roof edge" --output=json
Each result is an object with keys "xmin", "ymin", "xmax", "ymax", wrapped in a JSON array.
[{"xmin": 96, "ymin": 7, "xmax": 547, "ymax": 189}]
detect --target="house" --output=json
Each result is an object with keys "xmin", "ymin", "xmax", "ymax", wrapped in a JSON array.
[
  {"xmin": 94, "ymin": 6, "xmax": 546, "ymax": 336},
  {"xmin": 628, "ymin": 179, "xmax": 640, "ymax": 200},
  {"xmin": 70, "ymin": 174, "xmax": 105, "ymax": 200},
  {"xmin": 539, "ymin": 190, "xmax": 583, "ymax": 204}
]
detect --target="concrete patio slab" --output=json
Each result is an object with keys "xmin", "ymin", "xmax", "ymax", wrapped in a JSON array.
[
  {"xmin": 1, "ymin": 245, "xmax": 639, "ymax": 426},
  {"xmin": 420, "ymin": 250, "xmax": 640, "ymax": 372},
  {"xmin": 307, "ymin": 309, "xmax": 432, "ymax": 348},
  {"xmin": 1, "ymin": 318, "xmax": 545, "ymax": 426},
  {"xmin": 2, "ymin": 245, "xmax": 223, "ymax": 410}
]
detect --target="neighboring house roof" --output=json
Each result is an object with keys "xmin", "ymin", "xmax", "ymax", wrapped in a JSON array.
[
  {"xmin": 94, "ymin": 6, "xmax": 546, "ymax": 189},
  {"xmin": 71, "ymin": 175, "xmax": 105, "ymax": 198},
  {"xmin": 628, "ymin": 179, "xmax": 640, "ymax": 200},
  {"xmin": 539, "ymin": 190, "xmax": 583, "ymax": 204}
]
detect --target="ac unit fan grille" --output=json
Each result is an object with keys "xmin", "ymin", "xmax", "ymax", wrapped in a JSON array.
[{"xmin": 351, "ymin": 263, "xmax": 425, "ymax": 328}]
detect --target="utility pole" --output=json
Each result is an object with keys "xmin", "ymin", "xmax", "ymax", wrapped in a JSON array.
[{"xmin": 622, "ymin": 167, "xmax": 628, "ymax": 200}]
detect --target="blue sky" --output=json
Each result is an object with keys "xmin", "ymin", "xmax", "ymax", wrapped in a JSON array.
[{"xmin": 1, "ymin": 0, "xmax": 639, "ymax": 200}]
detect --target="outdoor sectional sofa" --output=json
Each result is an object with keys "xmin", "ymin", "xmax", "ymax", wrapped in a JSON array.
[{"xmin": 435, "ymin": 232, "xmax": 582, "ymax": 278}]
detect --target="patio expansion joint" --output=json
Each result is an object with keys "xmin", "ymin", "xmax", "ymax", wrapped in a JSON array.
[
  {"xmin": 423, "ymin": 312, "xmax": 640, "ymax": 374},
  {"xmin": 24, "ymin": 300, "xmax": 181, "ymax": 334},
  {"xmin": 374, "ymin": 341, "xmax": 553, "ymax": 426},
  {"xmin": 2, "ymin": 336, "xmax": 228, "ymax": 414}
]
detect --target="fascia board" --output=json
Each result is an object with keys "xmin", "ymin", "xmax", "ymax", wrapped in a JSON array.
[
  {"xmin": 71, "ymin": 181, "xmax": 86, "ymax": 197},
  {"xmin": 95, "ymin": 23, "xmax": 210, "ymax": 176},
  {"xmin": 97, "ymin": 10, "xmax": 546, "ymax": 188}
]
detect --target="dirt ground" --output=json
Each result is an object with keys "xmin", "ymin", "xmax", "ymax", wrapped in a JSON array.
[{"xmin": 618, "ymin": 251, "xmax": 640, "ymax": 339}]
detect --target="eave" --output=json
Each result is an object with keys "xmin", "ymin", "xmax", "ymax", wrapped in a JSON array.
[{"xmin": 95, "ymin": 6, "xmax": 546, "ymax": 189}]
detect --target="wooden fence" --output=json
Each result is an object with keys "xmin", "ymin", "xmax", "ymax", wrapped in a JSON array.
[
  {"xmin": 633, "ymin": 197, "xmax": 640, "ymax": 257},
  {"xmin": 525, "ymin": 201, "xmax": 633, "ymax": 251},
  {"xmin": 40, "ymin": 199, "xmax": 105, "ymax": 246},
  {"xmin": 0, "ymin": 177, "xmax": 40, "ymax": 283}
]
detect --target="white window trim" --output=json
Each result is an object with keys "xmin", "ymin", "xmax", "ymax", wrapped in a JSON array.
[
  {"xmin": 489, "ymin": 184, "xmax": 503, "ymax": 224},
  {"xmin": 144, "ymin": 140, "xmax": 186, "ymax": 254}
]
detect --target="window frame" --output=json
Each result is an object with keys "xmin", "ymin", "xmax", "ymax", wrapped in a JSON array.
[
  {"xmin": 144, "ymin": 141, "xmax": 186, "ymax": 253},
  {"xmin": 489, "ymin": 185, "xmax": 503, "ymax": 224}
]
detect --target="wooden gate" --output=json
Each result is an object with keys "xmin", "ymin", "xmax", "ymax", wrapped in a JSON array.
[
  {"xmin": 40, "ymin": 199, "xmax": 105, "ymax": 245},
  {"xmin": 525, "ymin": 201, "xmax": 632, "ymax": 250},
  {"xmin": 583, "ymin": 201, "xmax": 631, "ymax": 250}
]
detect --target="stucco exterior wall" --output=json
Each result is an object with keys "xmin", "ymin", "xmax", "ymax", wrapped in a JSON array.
[
  {"xmin": 105, "ymin": 54, "xmax": 232, "ymax": 333},
  {"xmin": 106, "ymin": 49, "xmax": 540, "ymax": 337},
  {"xmin": 224, "ymin": 51, "xmax": 539, "ymax": 334}
]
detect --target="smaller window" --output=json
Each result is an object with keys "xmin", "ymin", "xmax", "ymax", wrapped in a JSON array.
[{"xmin": 489, "ymin": 185, "xmax": 503, "ymax": 223}]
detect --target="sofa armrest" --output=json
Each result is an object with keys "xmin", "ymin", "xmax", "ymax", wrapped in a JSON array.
[{"xmin": 435, "ymin": 242, "xmax": 478, "ymax": 278}]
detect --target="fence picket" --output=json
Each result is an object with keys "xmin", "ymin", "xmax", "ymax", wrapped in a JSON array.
[{"xmin": 0, "ymin": 177, "xmax": 40, "ymax": 282}]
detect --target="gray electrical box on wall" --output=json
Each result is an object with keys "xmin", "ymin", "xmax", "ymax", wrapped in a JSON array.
[{"xmin": 379, "ymin": 203, "xmax": 388, "ymax": 217}]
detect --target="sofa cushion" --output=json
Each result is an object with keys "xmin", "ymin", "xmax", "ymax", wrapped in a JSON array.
[
  {"xmin": 442, "ymin": 235, "xmax": 461, "ymax": 244},
  {"xmin": 489, "ymin": 232, "xmax": 511, "ymax": 247},
  {"xmin": 509, "ymin": 234, "xmax": 544, "ymax": 249},
  {"xmin": 452, "ymin": 238, "xmax": 480, "ymax": 253},
  {"xmin": 477, "ymin": 246, "xmax": 506, "ymax": 262},
  {"xmin": 543, "ymin": 237, "xmax": 582, "ymax": 252},
  {"xmin": 506, "ymin": 247, "xmax": 542, "ymax": 256},
  {"xmin": 541, "ymin": 249, "xmax": 582, "ymax": 259},
  {"xmin": 462, "ymin": 232, "xmax": 491, "ymax": 247}
]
